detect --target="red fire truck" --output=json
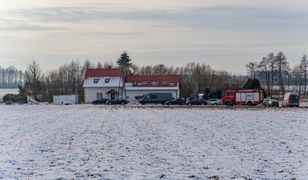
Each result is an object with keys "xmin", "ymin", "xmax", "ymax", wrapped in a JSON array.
[{"xmin": 222, "ymin": 89, "xmax": 264, "ymax": 106}]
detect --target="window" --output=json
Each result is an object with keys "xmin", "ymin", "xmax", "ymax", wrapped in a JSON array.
[
  {"xmin": 97, "ymin": 92, "xmax": 103, "ymax": 99},
  {"xmin": 150, "ymin": 95, "xmax": 158, "ymax": 99},
  {"xmin": 105, "ymin": 78, "xmax": 110, "ymax": 83},
  {"xmin": 94, "ymin": 79, "xmax": 99, "ymax": 83},
  {"xmin": 97, "ymin": 93, "xmax": 100, "ymax": 99}
]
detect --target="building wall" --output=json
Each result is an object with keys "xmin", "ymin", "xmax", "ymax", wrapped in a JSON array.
[
  {"xmin": 84, "ymin": 87, "xmax": 123, "ymax": 103},
  {"xmin": 126, "ymin": 89, "xmax": 179, "ymax": 102}
]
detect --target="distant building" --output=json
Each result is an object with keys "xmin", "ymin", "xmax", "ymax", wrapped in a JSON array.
[{"xmin": 83, "ymin": 68, "xmax": 180, "ymax": 103}]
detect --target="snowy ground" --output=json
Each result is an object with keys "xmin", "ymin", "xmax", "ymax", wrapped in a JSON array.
[{"xmin": 0, "ymin": 105, "xmax": 308, "ymax": 179}]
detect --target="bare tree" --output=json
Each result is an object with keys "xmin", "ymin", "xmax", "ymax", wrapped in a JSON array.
[
  {"xmin": 103, "ymin": 61, "xmax": 114, "ymax": 69},
  {"xmin": 292, "ymin": 65, "xmax": 302, "ymax": 96},
  {"xmin": 300, "ymin": 55, "xmax": 307, "ymax": 97},
  {"xmin": 267, "ymin": 53, "xmax": 276, "ymax": 95},
  {"xmin": 25, "ymin": 61, "xmax": 43, "ymax": 100},
  {"xmin": 275, "ymin": 52, "xmax": 289, "ymax": 95},
  {"xmin": 259, "ymin": 57, "xmax": 271, "ymax": 96},
  {"xmin": 246, "ymin": 62, "xmax": 258, "ymax": 79},
  {"xmin": 153, "ymin": 64, "xmax": 168, "ymax": 75}
]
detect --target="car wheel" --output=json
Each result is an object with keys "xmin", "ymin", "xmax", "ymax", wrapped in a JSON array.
[
  {"xmin": 188, "ymin": 103, "xmax": 191, "ymax": 106},
  {"xmin": 247, "ymin": 101, "xmax": 253, "ymax": 106}
]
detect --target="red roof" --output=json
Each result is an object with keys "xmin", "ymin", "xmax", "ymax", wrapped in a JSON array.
[
  {"xmin": 126, "ymin": 75, "xmax": 181, "ymax": 87},
  {"xmin": 85, "ymin": 68, "xmax": 122, "ymax": 79}
]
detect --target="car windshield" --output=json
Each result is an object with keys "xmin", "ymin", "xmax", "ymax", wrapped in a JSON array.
[{"xmin": 291, "ymin": 95, "xmax": 299, "ymax": 101}]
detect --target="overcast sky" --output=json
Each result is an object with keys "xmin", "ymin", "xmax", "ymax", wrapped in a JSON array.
[{"xmin": 0, "ymin": 0, "xmax": 308, "ymax": 73}]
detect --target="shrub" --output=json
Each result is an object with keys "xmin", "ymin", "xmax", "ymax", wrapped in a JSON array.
[{"xmin": 3, "ymin": 94, "xmax": 27, "ymax": 104}]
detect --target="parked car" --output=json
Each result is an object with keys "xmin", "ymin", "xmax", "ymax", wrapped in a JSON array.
[
  {"xmin": 164, "ymin": 98, "xmax": 186, "ymax": 105},
  {"xmin": 106, "ymin": 99, "xmax": 129, "ymax": 105},
  {"xmin": 186, "ymin": 98, "xmax": 207, "ymax": 105},
  {"xmin": 139, "ymin": 93, "xmax": 173, "ymax": 105},
  {"xmin": 282, "ymin": 93, "xmax": 300, "ymax": 107},
  {"xmin": 207, "ymin": 98, "xmax": 223, "ymax": 105},
  {"xmin": 92, "ymin": 98, "xmax": 108, "ymax": 105},
  {"xmin": 263, "ymin": 97, "xmax": 279, "ymax": 107}
]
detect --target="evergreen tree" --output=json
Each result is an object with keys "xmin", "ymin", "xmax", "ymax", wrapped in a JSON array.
[
  {"xmin": 97, "ymin": 62, "xmax": 103, "ymax": 69},
  {"xmin": 116, "ymin": 51, "xmax": 132, "ymax": 75},
  {"xmin": 243, "ymin": 78, "xmax": 261, "ymax": 89}
]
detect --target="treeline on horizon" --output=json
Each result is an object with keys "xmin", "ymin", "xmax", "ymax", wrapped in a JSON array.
[
  {"xmin": 3, "ymin": 51, "xmax": 308, "ymax": 103},
  {"xmin": 0, "ymin": 66, "xmax": 24, "ymax": 89}
]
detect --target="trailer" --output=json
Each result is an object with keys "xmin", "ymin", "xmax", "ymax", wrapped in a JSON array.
[
  {"xmin": 53, "ymin": 95, "xmax": 79, "ymax": 105},
  {"xmin": 222, "ymin": 89, "xmax": 264, "ymax": 106}
]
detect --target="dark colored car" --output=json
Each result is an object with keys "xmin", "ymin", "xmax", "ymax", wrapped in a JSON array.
[
  {"xmin": 164, "ymin": 98, "xmax": 186, "ymax": 105},
  {"xmin": 106, "ymin": 99, "xmax": 129, "ymax": 105},
  {"xmin": 263, "ymin": 97, "xmax": 279, "ymax": 107},
  {"xmin": 92, "ymin": 98, "xmax": 108, "ymax": 105},
  {"xmin": 268, "ymin": 99, "xmax": 279, "ymax": 107},
  {"xmin": 186, "ymin": 98, "xmax": 208, "ymax": 105}
]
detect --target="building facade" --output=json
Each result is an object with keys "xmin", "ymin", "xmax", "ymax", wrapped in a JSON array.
[{"xmin": 83, "ymin": 68, "xmax": 180, "ymax": 103}]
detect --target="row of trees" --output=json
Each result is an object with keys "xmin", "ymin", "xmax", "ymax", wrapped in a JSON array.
[
  {"xmin": 23, "ymin": 61, "xmax": 84, "ymax": 102},
  {"xmin": 23, "ymin": 51, "xmax": 245, "ymax": 102},
  {"xmin": 132, "ymin": 62, "xmax": 243, "ymax": 98},
  {"xmin": 246, "ymin": 52, "xmax": 307, "ymax": 97},
  {"xmin": 0, "ymin": 66, "xmax": 24, "ymax": 88}
]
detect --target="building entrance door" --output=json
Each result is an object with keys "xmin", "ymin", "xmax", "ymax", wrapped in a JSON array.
[{"xmin": 111, "ymin": 93, "xmax": 116, "ymax": 100}]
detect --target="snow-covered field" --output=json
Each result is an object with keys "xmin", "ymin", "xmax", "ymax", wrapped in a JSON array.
[{"xmin": 0, "ymin": 105, "xmax": 308, "ymax": 179}]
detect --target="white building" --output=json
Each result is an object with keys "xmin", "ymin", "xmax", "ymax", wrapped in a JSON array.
[
  {"xmin": 124, "ymin": 76, "xmax": 180, "ymax": 102},
  {"xmin": 83, "ymin": 68, "xmax": 180, "ymax": 103}
]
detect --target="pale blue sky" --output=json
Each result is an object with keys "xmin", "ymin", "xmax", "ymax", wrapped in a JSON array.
[{"xmin": 0, "ymin": 0, "xmax": 308, "ymax": 73}]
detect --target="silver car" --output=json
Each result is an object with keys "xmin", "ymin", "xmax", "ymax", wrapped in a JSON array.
[{"xmin": 207, "ymin": 98, "xmax": 223, "ymax": 105}]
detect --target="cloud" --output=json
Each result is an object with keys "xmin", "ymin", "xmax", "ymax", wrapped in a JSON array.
[
  {"xmin": 0, "ymin": 19, "xmax": 62, "ymax": 31},
  {"xmin": 3, "ymin": 5, "xmax": 306, "ymax": 32}
]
